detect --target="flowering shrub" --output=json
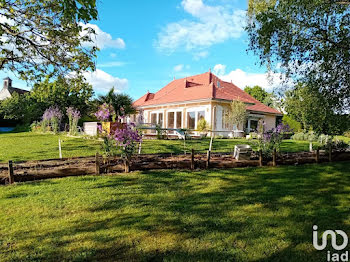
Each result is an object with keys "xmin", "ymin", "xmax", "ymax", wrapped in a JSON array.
[
  {"xmin": 95, "ymin": 103, "xmax": 116, "ymax": 122},
  {"xmin": 66, "ymin": 107, "xmax": 81, "ymax": 135},
  {"xmin": 42, "ymin": 106, "xmax": 63, "ymax": 133},
  {"xmin": 251, "ymin": 122, "xmax": 291, "ymax": 158},
  {"xmin": 114, "ymin": 123, "xmax": 142, "ymax": 172},
  {"xmin": 263, "ymin": 123, "xmax": 291, "ymax": 152}
]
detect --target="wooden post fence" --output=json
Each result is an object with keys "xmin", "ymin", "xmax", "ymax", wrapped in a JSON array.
[
  {"xmin": 191, "ymin": 149, "xmax": 195, "ymax": 170},
  {"xmin": 95, "ymin": 153, "xmax": 100, "ymax": 175},
  {"xmin": 272, "ymin": 149, "xmax": 277, "ymax": 167},
  {"xmin": 58, "ymin": 139, "xmax": 62, "ymax": 159},
  {"xmin": 206, "ymin": 150, "xmax": 211, "ymax": 169},
  {"xmin": 8, "ymin": 160, "xmax": 14, "ymax": 184},
  {"xmin": 259, "ymin": 150, "xmax": 263, "ymax": 167},
  {"xmin": 315, "ymin": 148, "xmax": 320, "ymax": 163},
  {"xmin": 328, "ymin": 143, "xmax": 332, "ymax": 162}
]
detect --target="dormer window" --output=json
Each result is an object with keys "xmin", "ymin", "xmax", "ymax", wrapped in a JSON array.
[{"xmin": 217, "ymin": 81, "xmax": 221, "ymax": 88}]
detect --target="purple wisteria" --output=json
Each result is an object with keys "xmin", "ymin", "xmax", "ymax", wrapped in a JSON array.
[
  {"xmin": 95, "ymin": 103, "xmax": 116, "ymax": 122},
  {"xmin": 42, "ymin": 106, "xmax": 63, "ymax": 121},
  {"xmin": 114, "ymin": 122, "xmax": 142, "ymax": 161},
  {"xmin": 42, "ymin": 106, "xmax": 63, "ymax": 133},
  {"xmin": 66, "ymin": 107, "xmax": 81, "ymax": 120},
  {"xmin": 263, "ymin": 123, "xmax": 291, "ymax": 151}
]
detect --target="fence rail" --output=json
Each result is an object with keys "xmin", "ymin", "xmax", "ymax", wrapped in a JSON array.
[{"xmin": 1, "ymin": 150, "xmax": 349, "ymax": 185}]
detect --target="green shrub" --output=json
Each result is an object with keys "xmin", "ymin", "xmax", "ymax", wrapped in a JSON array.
[
  {"xmin": 291, "ymin": 132, "xmax": 306, "ymax": 141},
  {"xmin": 282, "ymin": 115, "xmax": 302, "ymax": 132},
  {"xmin": 292, "ymin": 131, "xmax": 318, "ymax": 141},
  {"xmin": 333, "ymin": 139, "xmax": 349, "ymax": 152}
]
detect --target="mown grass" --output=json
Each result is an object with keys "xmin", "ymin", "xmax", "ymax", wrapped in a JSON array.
[
  {"xmin": 0, "ymin": 162, "xmax": 349, "ymax": 261},
  {"xmin": 1, "ymin": 132, "xmax": 349, "ymax": 163},
  {"xmin": 0, "ymin": 132, "xmax": 315, "ymax": 163}
]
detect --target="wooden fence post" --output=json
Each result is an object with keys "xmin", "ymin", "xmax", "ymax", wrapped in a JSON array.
[
  {"xmin": 191, "ymin": 149, "xmax": 195, "ymax": 170},
  {"xmin": 315, "ymin": 148, "xmax": 320, "ymax": 163},
  {"xmin": 138, "ymin": 139, "xmax": 142, "ymax": 155},
  {"xmin": 8, "ymin": 160, "xmax": 14, "ymax": 184},
  {"xmin": 95, "ymin": 153, "xmax": 100, "ymax": 175},
  {"xmin": 206, "ymin": 150, "xmax": 211, "ymax": 169},
  {"xmin": 272, "ymin": 149, "xmax": 277, "ymax": 167},
  {"xmin": 58, "ymin": 139, "xmax": 62, "ymax": 159},
  {"xmin": 328, "ymin": 143, "xmax": 332, "ymax": 162},
  {"xmin": 259, "ymin": 150, "xmax": 263, "ymax": 167}
]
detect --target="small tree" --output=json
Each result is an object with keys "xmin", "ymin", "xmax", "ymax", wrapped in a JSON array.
[
  {"xmin": 226, "ymin": 100, "xmax": 248, "ymax": 131},
  {"xmin": 197, "ymin": 118, "xmax": 209, "ymax": 132}
]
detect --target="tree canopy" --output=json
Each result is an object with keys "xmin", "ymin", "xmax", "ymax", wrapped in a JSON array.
[
  {"xmin": 0, "ymin": 76, "xmax": 94, "ymax": 124},
  {"xmin": 226, "ymin": 100, "xmax": 247, "ymax": 130},
  {"xmin": 0, "ymin": 0, "xmax": 98, "ymax": 81},
  {"xmin": 97, "ymin": 88, "xmax": 136, "ymax": 117},
  {"xmin": 246, "ymin": 0, "xmax": 350, "ymax": 112},
  {"xmin": 244, "ymin": 85, "xmax": 276, "ymax": 108},
  {"xmin": 284, "ymin": 83, "xmax": 349, "ymax": 134}
]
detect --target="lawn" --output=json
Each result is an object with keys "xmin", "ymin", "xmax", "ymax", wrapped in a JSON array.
[
  {"xmin": 0, "ymin": 132, "xmax": 321, "ymax": 162},
  {"xmin": 0, "ymin": 162, "xmax": 349, "ymax": 261}
]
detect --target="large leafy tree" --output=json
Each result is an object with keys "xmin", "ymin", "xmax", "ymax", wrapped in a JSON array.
[
  {"xmin": 246, "ymin": 0, "xmax": 350, "ymax": 112},
  {"xmin": 244, "ymin": 85, "xmax": 277, "ymax": 108},
  {"xmin": 0, "ymin": 0, "xmax": 98, "ymax": 81},
  {"xmin": 284, "ymin": 83, "xmax": 349, "ymax": 134},
  {"xmin": 31, "ymin": 76, "xmax": 94, "ymax": 116},
  {"xmin": 0, "ymin": 76, "xmax": 93, "ymax": 123}
]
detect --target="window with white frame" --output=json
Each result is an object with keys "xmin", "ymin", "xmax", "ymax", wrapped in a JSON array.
[
  {"xmin": 187, "ymin": 109, "xmax": 206, "ymax": 130},
  {"xmin": 150, "ymin": 112, "xmax": 163, "ymax": 133}
]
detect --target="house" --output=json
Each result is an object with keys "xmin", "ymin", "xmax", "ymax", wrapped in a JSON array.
[
  {"xmin": 0, "ymin": 77, "xmax": 29, "ymax": 101},
  {"xmin": 133, "ymin": 71, "xmax": 282, "ymax": 137}
]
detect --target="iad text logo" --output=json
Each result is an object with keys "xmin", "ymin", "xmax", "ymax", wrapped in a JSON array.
[{"xmin": 313, "ymin": 225, "xmax": 348, "ymax": 262}]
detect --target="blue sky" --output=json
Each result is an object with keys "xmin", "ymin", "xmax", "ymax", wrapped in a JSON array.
[{"xmin": 0, "ymin": 0, "xmax": 280, "ymax": 100}]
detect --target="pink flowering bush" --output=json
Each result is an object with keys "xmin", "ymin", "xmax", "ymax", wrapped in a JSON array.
[{"xmin": 95, "ymin": 103, "xmax": 116, "ymax": 122}]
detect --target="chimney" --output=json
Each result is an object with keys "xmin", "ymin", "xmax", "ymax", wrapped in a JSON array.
[{"xmin": 3, "ymin": 77, "xmax": 12, "ymax": 89}]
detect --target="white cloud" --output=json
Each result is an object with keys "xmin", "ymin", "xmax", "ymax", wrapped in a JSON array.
[
  {"xmin": 173, "ymin": 64, "xmax": 184, "ymax": 72},
  {"xmin": 193, "ymin": 50, "xmax": 209, "ymax": 60},
  {"xmin": 83, "ymin": 69, "xmax": 128, "ymax": 93},
  {"xmin": 213, "ymin": 65, "xmax": 286, "ymax": 91},
  {"xmin": 213, "ymin": 64, "xmax": 226, "ymax": 76},
  {"xmin": 97, "ymin": 61, "xmax": 125, "ymax": 68},
  {"xmin": 155, "ymin": 0, "xmax": 246, "ymax": 54},
  {"xmin": 81, "ymin": 23, "xmax": 125, "ymax": 49}
]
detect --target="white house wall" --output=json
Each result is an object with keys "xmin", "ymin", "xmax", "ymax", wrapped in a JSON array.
[
  {"xmin": 137, "ymin": 101, "xmax": 279, "ymax": 137},
  {"xmin": 0, "ymin": 88, "xmax": 11, "ymax": 100},
  {"xmin": 264, "ymin": 114, "xmax": 277, "ymax": 131}
]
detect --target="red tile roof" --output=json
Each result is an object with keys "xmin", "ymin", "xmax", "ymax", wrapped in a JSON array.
[{"xmin": 133, "ymin": 72, "xmax": 281, "ymax": 115}]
